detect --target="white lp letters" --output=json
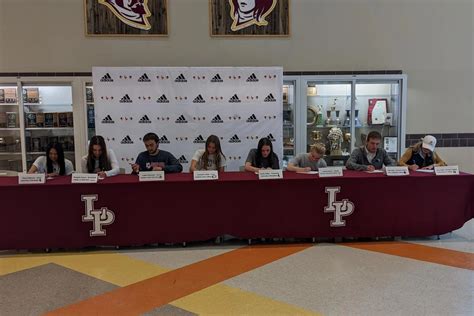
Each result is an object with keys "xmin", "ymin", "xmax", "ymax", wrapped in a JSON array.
[
  {"xmin": 81, "ymin": 195, "xmax": 115, "ymax": 236},
  {"xmin": 324, "ymin": 187, "xmax": 355, "ymax": 227}
]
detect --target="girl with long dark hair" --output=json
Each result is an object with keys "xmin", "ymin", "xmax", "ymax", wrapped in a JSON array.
[
  {"xmin": 244, "ymin": 137, "xmax": 279, "ymax": 172},
  {"xmin": 28, "ymin": 142, "xmax": 74, "ymax": 176},
  {"xmin": 81, "ymin": 135, "xmax": 120, "ymax": 177}
]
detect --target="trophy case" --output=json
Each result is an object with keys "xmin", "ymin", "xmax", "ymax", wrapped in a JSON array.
[
  {"xmin": 293, "ymin": 74, "xmax": 406, "ymax": 166},
  {"xmin": 282, "ymin": 79, "xmax": 297, "ymax": 168},
  {"xmin": 22, "ymin": 84, "xmax": 76, "ymax": 170},
  {"xmin": 0, "ymin": 83, "xmax": 22, "ymax": 172},
  {"xmin": 85, "ymin": 83, "xmax": 96, "ymax": 140}
]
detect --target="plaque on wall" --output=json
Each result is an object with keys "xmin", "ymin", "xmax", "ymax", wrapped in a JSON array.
[
  {"xmin": 26, "ymin": 88, "xmax": 40, "ymax": 103},
  {"xmin": 36, "ymin": 113, "xmax": 45, "ymax": 128},
  {"xmin": 6, "ymin": 112, "xmax": 17, "ymax": 128},
  {"xmin": 44, "ymin": 113, "xmax": 54, "ymax": 128},
  {"xmin": 4, "ymin": 88, "xmax": 17, "ymax": 103},
  {"xmin": 26, "ymin": 113, "xmax": 37, "ymax": 128},
  {"xmin": 58, "ymin": 112, "xmax": 68, "ymax": 127}
]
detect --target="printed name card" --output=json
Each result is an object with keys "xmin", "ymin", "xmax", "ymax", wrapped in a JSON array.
[
  {"xmin": 139, "ymin": 171, "xmax": 165, "ymax": 182},
  {"xmin": 72, "ymin": 173, "xmax": 98, "ymax": 183},
  {"xmin": 318, "ymin": 167, "xmax": 343, "ymax": 178},
  {"xmin": 385, "ymin": 166, "xmax": 409, "ymax": 176},
  {"xmin": 193, "ymin": 170, "xmax": 219, "ymax": 181},
  {"xmin": 18, "ymin": 173, "xmax": 45, "ymax": 184},
  {"xmin": 435, "ymin": 165, "xmax": 459, "ymax": 176},
  {"xmin": 258, "ymin": 169, "xmax": 283, "ymax": 180}
]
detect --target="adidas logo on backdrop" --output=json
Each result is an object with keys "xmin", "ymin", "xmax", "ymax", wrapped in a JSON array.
[
  {"xmin": 138, "ymin": 115, "xmax": 151, "ymax": 123},
  {"xmin": 175, "ymin": 115, "xmax": 188, "ymax": 123},
  {"xmin": 229, "ymin": 134, "xmax": 241, "ymax": 143},
  {"xmin": 246, "ymin": 73, "xmax": 259, "ymax": 82},
  {"xmin": 101, "ymin": 115, "xmax": 114, "ymax": 124},
  {"xmin": 120, "ymin": 135, "xmax": 133, "ymax": 144},
  {"xmin": 264, "ymin": 93, "xmax": 276, "ymax": 102},
  {"xmin": 211, "ymin": 115, "xmax": 224, "ymax": 123},
  {"xmin": 178, "ymin": 155, "xmax": 189, "ymax": 164},
  {"xmin": 156, "ymin": 94, "xmax": 169, "ymax": 103},
  {"xmin": 174, "ymin": 74, "xmax": 187, "ymax": 82},
  {"xmin": 159, "ymin": 135, "xmax": 170, "ymax": 144},
  {"xmin": 246, "ymin": 114, "xmax": 259, "ymax": 123},
  {"xmin": 229, "ymin": 94, "xmax": 241, "ymax": 103},
  {"xmin": 120, "ymin": 94, "xmax": 133, "ymax": 103},
  {"xmin": 267, "ymin": 133, "xmax": 276, "ymax": 142},
  {"xmin": 193, "ymin": 94, "xmax": 205, "ymax": 103},
  {"xmin": 100, "ymin": 73, "xmax": 113, "ymax": 82},
  {"xmin": 138, "ymin": 73, "xmax": 151, "ymax": 82},
  {"xmin": 193, "ymin": 135, "xmax": 205, "ymax": 144},
  {"xmin": 211, "ymin": 74, "xmax": 223, "ymax": 83}
]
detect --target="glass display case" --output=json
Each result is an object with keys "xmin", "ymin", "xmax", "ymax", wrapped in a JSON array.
[
  {"xmin": 0, "ymin": 84, "xmax": 22, "ymax": 172},
  {"xmin": 290, "ymin": 74, "xmax": 406, "ymax": 166},
  {"xmin": 85, "ymin": 83, "xmax": 96, "ymax": 140},
  {"xmin": 282, "ymin": 79, "xmax": 297, "ymax": 168},
  {"xmin": 22, "ymin": 84, "xmax": 75, "ymax": 170}
]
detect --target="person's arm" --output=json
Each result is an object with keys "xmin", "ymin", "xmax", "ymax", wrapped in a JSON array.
[
  {"xmin": 28, "ymin": 164, "xmax": 38, "ymax": 174},
  {"xmin": 189, "ymin": 149, "xmax": 201, "ymax": 172},
  {"xmin": 189, "ymin": 160, "xmax": 198, "ymax": 172},
  {"xmin": 383, "ymin": 150, "xmax": 395, "ymax": 166},
  {"xmin": 398, "ymin": 148, "xmax": 412, "ymax": 166},
  {"xmin": 131, "ymin": 154, "xmax": 144, "ymax": 174},
  {"xmin": 245, "ymin": 161, "xmax": 260, "ymax": 173},
  {"xmin": 318, "ymin": 159, "xmax": 327, "ymax": 168},
  {"xmin": 65, "ymin": 159, "xmax": 75, "ymax": 175},
  {"xmin": 271, "ymin": 155, "xmax": 280, "ymax": 169},
  {"xmin": 287, "ymin": 162, "xmax": 309, "ymax": 172},
  {"xmin": 105, "ymin": 149, "xmax": 120, "ymax": 177},
  {"xmin": 28, "ymin": 156, "xmax": 43, "ymax": 174},
  {"xmin": 433, "ymin": 152, "xmax": 447, "ymax": 167},
  {"xmin": 163, "ymin": 153, "xmax": 182, "ymax": 173},
  {"xmin": 346, "ymin": 149, "xmax": 369, "ymax": 171},
  {"xmin": 244, "ymin": 149, "xmax": 259, "ymax": 172}
]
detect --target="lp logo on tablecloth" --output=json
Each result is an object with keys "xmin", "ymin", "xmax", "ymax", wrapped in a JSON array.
[
  {"xmin": 81, "ymin": 195, "xmax": 115, "ymax": 237},
  {"xmin": 324, "ymin": 187, "xmax": 355, "ymax": 227}
]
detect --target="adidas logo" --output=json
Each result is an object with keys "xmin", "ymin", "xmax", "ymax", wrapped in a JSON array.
[
  {"xmin": 175, "ymin": 115, "xmax": 188, "ymax": 123},
  {"xmin": 264, "ymin": 93, "xmax": 276, "ymax": 102},
  {"xmin": 120, "ymin": 94, "xmax": 132, "ymax": 103},
  {"xmin": 156, "ymin": 94, "xmax": 169, "ymax": 103},
  {"xmin": 246, "ymin": 114, "xmax": 259, "ymax": 123},
  {"xmin": 138, "ymin": 115, "xmax": 151, "ymax": 123},
  {"xmin": 100, "ymin": 73, "xmax": 113, "ymax": 82},
  {"xmin": 211, "ymin": 74, "xmax": 223, "ymax": 82},
  {"xmin": 120, "ymin": 135, "xmax": 133, "ymax": 144},
  {"xmin": 159, "ymin": 135, "xmax": 170, "ymax": 144},
  {"xmin": 138, "ymin": 73, "xmax": 151, "ymax": 82},
  {"xmin": 229, "ymin": 134, "xmax": 241, "ymax": 143},
  {"xmin": 267, "ymin": 133, "xmax": 276, "ymax": 142},
  {"xmin": 174, "ymin": 74, "xmax": 187, "ymax": 82},
  {"xmin": 193, "ymin": 135, "xmax": 205, "ymax": 144},
  {"xmin": 246, "ymin": 73, "xmax": 259, "ymax": 82},
  {"xmin": 211, "ymin": 115, "xmax": 224, "ymax": 123},
  {"xmin": 229, "ymin": 94, "xmax": 241, "ymax": 103},
  {"xmin": 193, "ymin": 94, "xmax": 205, "ymax": 103},
  {"xmin": 101, "ymin": 115, "xmax": 114, "ymax": 124},
  {"xmin": 178, "ymin": 155, "xmax": 189, "ymax": 164}
]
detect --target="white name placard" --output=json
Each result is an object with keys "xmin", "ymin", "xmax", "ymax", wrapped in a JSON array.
[
  {"xmin": 385, "ymin": 166, "xmax": 409, "ymax": 176},
  {"xmin": 258, "ymin": 169, "xmax": 283, "ymax": 180},
  {"xmin": 139, "ymin": 171, "xmax": 165, "ymax": 182},
  {"xmin": 435, "ymin": 165, "xmax": 460, "ymax": 176},
  {"xmin": 318, "ymin": 167, "xmax": 344, "ymax": 178},
  {"xmin": 193, "ymin": 170, "xmax": 219, "ymax": 181},
  {"xmin": 18, "ymin": 173, "xmax": 45, "ymax": 184},
  {"xmin": 72, "ymin": 173, "xmax": 98, "ymax": 184}
]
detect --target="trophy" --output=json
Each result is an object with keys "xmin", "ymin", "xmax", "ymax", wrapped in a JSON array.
[
  {"xmin": 311, "ymin": 130, "xmax": 323, "ymax": 145},
  {"xmin": 343, "ymin": 110, "xmax": 351, "ymax": 127},
  {"xmin": 315, "ymin": 105, "xmax": 324, "ymax": 126},
  {"xmin": 327, "ymin": 127, "xmax": 343, "ymax": 156},
  {"xmin": 354, "ymin": 109, "xmax": 362, "ymax": 127},
  {"xmin": 335, "ymin": 110, "xmax": 341, "ymax": 127}
]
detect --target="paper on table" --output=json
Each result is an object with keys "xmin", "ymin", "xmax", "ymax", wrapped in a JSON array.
[
  {"xmin": 297, "ymin": 171, "xmax": 319, "ymax": 174},
  {"xmin": 416, "ymin": 169, "xmax": 435, "ymax": 173},
  {"xmin": 365, "ymin": 170, "xmax": 384, "ymax": 173}
]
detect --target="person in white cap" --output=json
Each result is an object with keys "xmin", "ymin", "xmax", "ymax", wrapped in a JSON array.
[{"xmin": 399, "ymin": 135, "xmax": 447, "ymax": 171}]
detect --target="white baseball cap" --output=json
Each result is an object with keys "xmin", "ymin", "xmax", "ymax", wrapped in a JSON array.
[{"xmin": 422, "ymin": 135, "xmax": 437, "ymax": 152}]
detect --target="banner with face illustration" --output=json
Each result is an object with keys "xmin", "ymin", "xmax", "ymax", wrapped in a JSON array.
[{"xmin": 92, "ymin": 67, "xmax": 283, "ymax": 172}]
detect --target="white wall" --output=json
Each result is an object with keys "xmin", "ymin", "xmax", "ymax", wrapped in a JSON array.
[{"xmin": 0, "ymin": 0, "xmax": 473, "ymax": 168}]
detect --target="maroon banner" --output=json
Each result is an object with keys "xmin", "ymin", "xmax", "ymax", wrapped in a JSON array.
[{"xmin": 1, "ymin": 171, "xmax": 473, "ymax": 250}]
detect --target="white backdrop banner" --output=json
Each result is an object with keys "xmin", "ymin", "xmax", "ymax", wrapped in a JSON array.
[{"xmin": 92, "ymin": 67, "xmax": 283, "ymax": 172}]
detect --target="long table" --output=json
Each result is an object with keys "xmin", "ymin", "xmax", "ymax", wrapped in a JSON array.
[{"xmin": 1, "ymin": 171, "xmax": 473, "ymax": 249}]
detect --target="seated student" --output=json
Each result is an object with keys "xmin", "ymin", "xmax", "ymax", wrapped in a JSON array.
[
  {"xmin": 287, "ymin": 143, "xmax": 327, "ymax": 172},
  {"xmin": 346, "ymin": 131, "xmax": 395, "ymax": 171},
  {"xmin": 399, "ymin": 135, "xmax": 446, "ymax": 171},
  {"xmin": 131, "ymin": 132, "xmax": 182, "ymax": 174},
  {"xmin": 28, "ymin": 142, "xmax": 74, "ymax": 176},
  {"xmin": 190, "ymin": 135, "xmax": 226, "ymax": 172},
  {"xmin": 244, "ymin": 137, "xmax": 280, "ymax": 172},
  {"xmin": 81, "ymin": 135, "xmax": 120, "ymax": 177}
]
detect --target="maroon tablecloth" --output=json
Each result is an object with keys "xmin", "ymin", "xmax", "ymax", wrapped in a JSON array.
[{"xmin": 0, "ymin": 171, "xmax": 473, "ymax": 249}]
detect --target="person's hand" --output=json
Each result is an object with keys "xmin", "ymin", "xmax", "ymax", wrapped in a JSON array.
[
  {"xmin": 47, "ymin": 172, "xmax": 59, "ymax": 177},
  {"xmin": 152, "ymin": 166, "xmax": 163, "ymax": 171},
  {"xmin": 409, "ymin": 164, "xmax": 419, "ymax": 171},
  {"xmin": 98, "ymin": 171, "xmax": 107, "ymax": 178},
  {"xmin": 303, "ymin": 167, "xmax": 312, "ymax": 172},
  {"xmin": 421, "ymin": 165, "xmax": 434, "ymax": 170},
  {"xmin": 131, "ymin": 163, "xmax": 140, "ymax": 173},
  {"xmin": 366, "ymin": 165, "xmax": 375, "ymax": 172}
]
